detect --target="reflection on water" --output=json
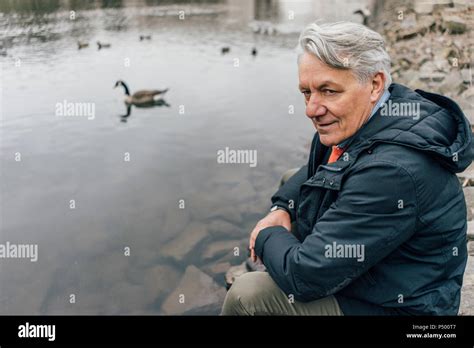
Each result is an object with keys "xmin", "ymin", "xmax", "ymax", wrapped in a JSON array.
[{"xmin": 0, "ymin": 0, "xmax": 368, "ymax": 314}]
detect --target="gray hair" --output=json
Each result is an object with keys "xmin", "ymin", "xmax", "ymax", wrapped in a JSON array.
[{"xmin": 297, "ymin": 21, "xmax": 392, "ymax": 89}]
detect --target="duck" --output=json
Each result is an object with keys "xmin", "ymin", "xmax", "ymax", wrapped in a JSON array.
[
  {"xmin": 77, "ymin": 41, "xmax": 89, "ymax": 49},
  {"xmin": 114, "ymin": 80, "xmax": 169, "ymax": 106},
  {"xmin": 139, "ymin": 35, "xmax": 152, "ymax": 41},
  {"xmin": 97, "ymin": 41, "xmax": 111, "ymax": 49},
  {"xmin": 353, "ymin": 7, "xmax": 371, "ymax": 26},
  {"xmin": 221, "ymin": 47, "xmax": 230, "ymax": 54}
]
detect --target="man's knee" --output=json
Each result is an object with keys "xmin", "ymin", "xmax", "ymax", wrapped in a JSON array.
[
  {"xmin": 221, "ymin": 272, "xmax": 274, "ymax": 315},
  {"xmin": 280, "ymin": 167, "xmax": 300, "ymax": 186}
]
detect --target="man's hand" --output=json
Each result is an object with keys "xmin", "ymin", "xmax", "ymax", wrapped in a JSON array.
[{"xmin": 249, "ymin": 209, "xmax": 291, "ymax": 262}]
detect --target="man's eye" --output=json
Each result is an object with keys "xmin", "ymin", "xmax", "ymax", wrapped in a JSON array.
[
  {"xmin": 302, "ymin": 91, "xmax": 311, "ymax": 98},
  {"xmin": 323, "ymin": 89, "xmax": 337, "ymax": 95}
]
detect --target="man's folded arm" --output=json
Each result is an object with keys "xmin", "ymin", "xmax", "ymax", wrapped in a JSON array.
[
  {"xmin": 255, "ymin": 162, "xmax": 418, "ymax": 302},
  {"xmin": 271, "ymin": 164, "xmax": 308, "ymax": 222}
]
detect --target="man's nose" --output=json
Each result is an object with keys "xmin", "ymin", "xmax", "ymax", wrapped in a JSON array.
[{"xmin": 306, "ymin": 95, "xmax": 327, "ymax": 118}]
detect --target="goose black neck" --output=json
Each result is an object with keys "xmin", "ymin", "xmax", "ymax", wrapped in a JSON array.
[{"xmin": 121, "ymin": 82, "xmax": 130, "ymax": 96}]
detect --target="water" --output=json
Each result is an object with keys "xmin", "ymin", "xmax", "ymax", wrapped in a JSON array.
[{"xmin": 0, "ymin": 0, "xmax": 367, "ymax": 314}]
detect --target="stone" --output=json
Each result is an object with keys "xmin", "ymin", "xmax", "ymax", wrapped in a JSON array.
[
  {"xmin": 203, "ymin": 261, "xmax": 231, "ymax": 276},
  {"xmin": 208, "ymin": 219, "xmax": 245, "ymax": 239},
  {"xmin": 461, "ymin": 69, "xmax": 472, "ymax": 84},
  {"xmin": 210, "ymin": 206, "xmax": 244, "ymax": 225},
  {"xmin": 161, "ymin": 205, "xmax": 190, "ymax": 236},
  {"xmin": 452, "ymin": 0, "xmax": 469, "ymax": 10},
  {"xmin": 160, "ymin": 222, "xmax": 209, "ymax": 262},
  {"xmin": 142, "ymin": 264, "xmax": 181, "ymax": 304},
  {"xmin": 396, "ymin": 16, "xmax": 435, "ymax": 41},
  {"xmin": 202, "ymin": 239, "xmax": 246, "ymax": 262},
  {"xmin": 463, "ymin": 187, "xmax": 474, "ymax": 221},
  {"xmin": 459, "ymin": 256, "xmax": 474, "ymax": 315},
  {"xmin": 438, "ymin": 70, "xmax": 463, "ymax": 96},
  {"xmin": 468, "ymin": 221, "xmax": 474, "ymax": 241},
  {"xmin": 419, "ymin": 72, "xmax": 446, "ymax": 83},
  {"xmin": 468, "ymin": 241, "xmax": 474, "ymax": 256},
  {"xmin": 106, "ymin": 282, "xmax": 149, "ymax": 314},
  {"xmin": 180, "ymin": 302, "xmax": 223, "ymax": 315},
  {"xmin": 225, "ymin": 261, "xmax": 248, "ymax": 289},
  {"xmin": 431, "ymin": 0, "xmax": 454, "ymax": 5},
  {"xmin": 414, "ymin": 1, "xmax": 434, "ymax": 14},
  {"xmin": 443, "ymin": 16, "xmax": 467, "ymax": 34},
  {"xmin": 161, "ymin": 265, "xmax": 226, "ymax": 315}
]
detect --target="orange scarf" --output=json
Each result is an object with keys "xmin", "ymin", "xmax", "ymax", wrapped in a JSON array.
[{"xmin": 328, "ymin": 146, "xmax": 345, "ymax": 163}]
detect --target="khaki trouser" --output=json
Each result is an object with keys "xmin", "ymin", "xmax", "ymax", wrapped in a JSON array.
[{"xmin": 221, "ymin": 271, "xmax": 343, "ymax": 315}]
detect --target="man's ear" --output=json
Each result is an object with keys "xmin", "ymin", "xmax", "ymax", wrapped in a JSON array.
[{"xmin": 370, "ymin": 72, "xmax": 385, "ymax": 103}]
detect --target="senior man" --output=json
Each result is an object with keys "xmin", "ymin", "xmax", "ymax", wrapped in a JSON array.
[{"xmin": 221, "ymin": 21, "xmax": 472, "ymax": 316}]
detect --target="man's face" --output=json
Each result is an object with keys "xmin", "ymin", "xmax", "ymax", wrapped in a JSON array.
[{"xmin": 298, "ymin": 52, "xmax": 381, "ymax": 147}]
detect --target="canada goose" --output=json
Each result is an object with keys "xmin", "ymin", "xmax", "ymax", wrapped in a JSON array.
[
  {"xmin": 221, "ymin": 47, "xmax": 230, "ymax": 54},
  {"xmin": 251, "ymin": 47, "xmax": 257, "ymax": 56},
  {"xmin": 114, "ymin": 80, "xmax": 169, "ymax": 106},
  {"xmin": 97, "ymin": 41, "xmax": 111, "ymax": 49},
  {"xmin": 77, "ymin": 41, "xmax": 89, "ymax": 49},
  {"xmin": 139, "ymin": 35, "xmax": 152, "ymax": 41},
  {"xmin": 353, "ymin": 7, "xmax": 371, "ymax": 25}
]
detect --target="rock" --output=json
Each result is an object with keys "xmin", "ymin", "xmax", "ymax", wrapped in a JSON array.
[
  {"xmin": 458, "ymin": 87, "xmax": 474, "ymax": 124},
  {"xmin": 438, "ymin": 70, "xmax": 463, "ymax": 96},
  {"xmin": 160, "ymin": 222, "xmax": 209, "ymax": 262},
  {"xmin": 203, "ymin": 261, "xmax": 231, "ymax": 276},
  {"xmin": 225, "ymin": 261, "xmax": 248, "ymax": 289},
  {"xmin": 181, "ymin": 302, "xmax": 223, "ymax": 315},
  {"xmin": 210, "ymin": 206, "xmax": 244, "ymax": 225},
  {"xmin": 396, "ymin": 16, "xmax": 435, "ymax": 41},
  {"xmin": 202, "ymin": 239, "xmax": 246, "ymax": 262},
  {"xmin": 459, "ymin": 256, "xmax": 474, "ymax": 315},
  {"xmin": 414, "ymin": 1, "xmax": 434, "ymax": 14},
  {"xmin": 419, "ymin": 72, "xmax": 446, "ymax": 83},
  {"xmin": 452, "ymin": 0, "xmax": 469, "ymax": 10},
  {"xmin": 208, "ymin": 219, "xmax": 245, "ymax": 239},
  {"xmin": 405, "ymin": 69, "xmax": 428, "ymax": 90},
  {"xmin": 468, "ymin": 221, "xmax": 474, "ymax": 241},
  {"xmin": 418, "ymin": 59, "xmax": 448, "ymax": 82},
  {"xmin": 106, "ymin": 282, "xmax": 149, "ymax": 314},
  {"xmin": 459, "ymin": 164, "xmax": 474, "ymax": 187},
  {"xmin": 431, "ymin": 0, "xmax": 454, "ymax": 5},
  {"xmin": 142, "ymin": 264, "xmax": 181, "ymax": 304},
  {"xmin": 421, "ymin": 58, "xmax": 450, "ymax": 73},
  {"xmin": 443, "ymin": 16, "xmax": 467, "ymax": 34},
  {"xmin": 463, "ymin": 187, "xmax": 474, "ymax": 221},
  {"xmin": 468, "ymin": 241, "xmax": 474, "ymax": 256},
  {"xmin": 161, "ymin": 265, "xmax": 226, "ymax": 315},
  {"xmin": 461, "ymin": 69, "xmax": 472, "ymax": 84},
  {"xmin": 161, "ymin": 206, "xmax": 190, "ymax": 236}
]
